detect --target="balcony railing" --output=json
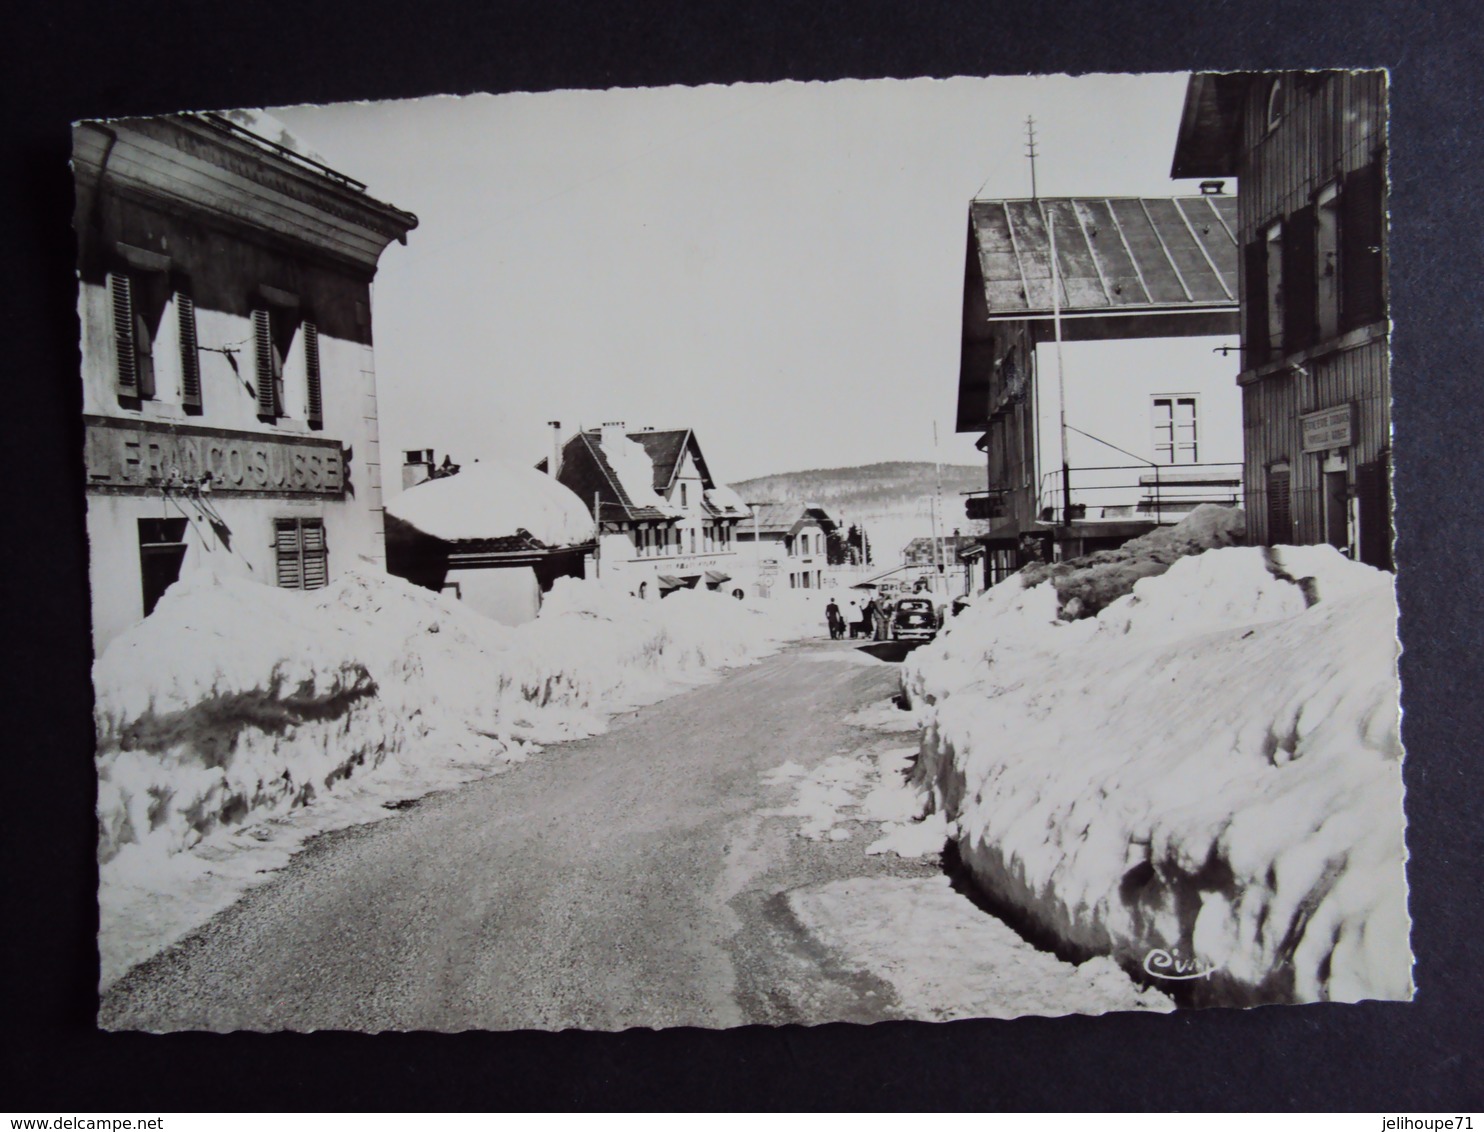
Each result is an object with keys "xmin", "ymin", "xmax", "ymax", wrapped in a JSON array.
[{"xmin": 1036, "ymin": 462, "xmax": 1242, "ymax": 526}]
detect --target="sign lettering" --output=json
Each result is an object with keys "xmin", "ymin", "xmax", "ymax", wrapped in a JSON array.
[
  {"xmin": 1301, "ymin": 405, "xmax": 1354, "ymax": 453},
  {"xmin": 84, "ymin": 416, "xmax": 346, "ymax": 497}
]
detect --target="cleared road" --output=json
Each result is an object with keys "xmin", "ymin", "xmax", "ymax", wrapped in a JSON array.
[{"xmin": 101, "ymin": 640, "xmax": 941, "ymax": 1031}]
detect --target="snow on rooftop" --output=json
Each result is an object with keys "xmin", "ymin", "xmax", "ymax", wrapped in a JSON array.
[
  {"xmin": 386, "ymin": 460, "xmax": 595, "ymax": 548},
  {"xmin": 602, "ymin": 435, "xmax": 683, "ymax": 517},
  {"xmin": 704, "ymin": 483, "xmax": 749, "ymax": 516}
]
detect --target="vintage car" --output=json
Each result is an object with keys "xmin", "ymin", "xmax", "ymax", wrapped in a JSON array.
[{"xmin": 889, "ymin": 596, "xmax": 940, "ymax": 642}]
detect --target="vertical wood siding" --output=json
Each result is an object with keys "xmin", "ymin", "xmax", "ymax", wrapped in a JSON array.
[{"xmin": 1233, "ymin": 71, "xmax": 1390, "ymax": 558}]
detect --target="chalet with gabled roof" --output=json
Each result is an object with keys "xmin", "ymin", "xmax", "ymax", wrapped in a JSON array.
[{"xmin": 539, "ymin": 421, "xmax": 749, "ymax": 596}]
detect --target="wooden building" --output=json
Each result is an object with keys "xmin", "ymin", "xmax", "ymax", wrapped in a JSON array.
[
  {"xmin": 1171, "ymin": 71, "xmax": 1391, "ymax": 567},
  {"xmin": 73, "ymin": 111, "xmax": 417, "ymax": 650},
  {"xmin": 955, "ymin": 194, "xmax": 1241, "ymax": 585}
]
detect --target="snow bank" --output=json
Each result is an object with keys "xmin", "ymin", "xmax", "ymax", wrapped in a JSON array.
[
  {"xmin": 903, "ymin": 542, "xmax": 1410, "ymax": 1006},
  {"xmin": 96, "ymin": 568, "xmax": 816, "ymax": 980},
  {"xmin": 385, "ymin": 460, "xmax": 595, "ymax": 547},
  {"xmin": 1019, "ymin": 503, "xmax": 1246, "ymax": 620},
  {"xmin": 98, "ymin": 570, "xmax": 809, "ymax": 863}
]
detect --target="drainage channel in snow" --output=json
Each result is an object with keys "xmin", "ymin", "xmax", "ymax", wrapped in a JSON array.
[{"xmin": 759, "ymin": 696, "xmax": 1173, "ymax": 1020}]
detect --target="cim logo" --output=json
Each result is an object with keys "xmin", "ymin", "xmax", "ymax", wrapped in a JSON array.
[{"xmin": 1142, "ymin": 947, "xmax": 1219, "ymax": 981}]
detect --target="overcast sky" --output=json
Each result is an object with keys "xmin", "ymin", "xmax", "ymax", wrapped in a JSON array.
[{"xmin": 274, "ymin": 73, "xmax": 1232, "ymax": 491}]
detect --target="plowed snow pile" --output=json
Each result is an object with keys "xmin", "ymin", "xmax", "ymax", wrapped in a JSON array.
[
  {"xmin": 96, "ymin": 569, "xmax": 806, "ymax": 983},
  {"xmin": 902, "ymin": 523, "xmax": 1411, "ymax": 1006}
]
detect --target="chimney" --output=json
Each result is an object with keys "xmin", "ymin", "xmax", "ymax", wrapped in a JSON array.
[
  {"xmin": 547, "ymin": 421, "xmax": 563, "ymax": 478},
  {"xmin": 402, "ymin": 448, "xmax": 434, "ymax": 490},
  {"xmin": 601, "ymin": 420, "xmax": 627, "ymax": 451}
]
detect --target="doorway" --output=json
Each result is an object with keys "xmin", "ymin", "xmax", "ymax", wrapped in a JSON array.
[{"xmin": 1321, "ymin": 451, "xmax": 1350, "ymax": 554}]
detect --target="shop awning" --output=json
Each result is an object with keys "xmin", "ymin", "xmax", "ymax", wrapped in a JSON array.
[
  {"xmin": 704, "ymin": 570, "xmax": 731, "ymax": 585},
  {"xmin": 656, "ymin": 575, "xmax": 684, "ymax": 591}
]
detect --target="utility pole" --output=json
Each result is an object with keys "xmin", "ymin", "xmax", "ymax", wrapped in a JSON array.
[
  {"xmin": 932, "ymin": 420, "xmax": 947, "ymax": 591},
  {"xmin": 1049, "ymin": 207, "xmax": 1071, "ymax": 537},
  {"xmin": 1025, "ymin": 116, "xmax": 1039, "ymax": 201}
]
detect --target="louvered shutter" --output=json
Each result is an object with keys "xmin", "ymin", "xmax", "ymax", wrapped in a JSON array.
[
  {"xmin": 1243, "ymin": 239, "xmax": 1268, "ymax": 368},
  {"xmin": 303, "ymin": 321, "xmax": 323, "ymax": 428},
  {"xmin": 274, "ymin": 519, "xmax": 303, "ymax": 588},
  {"xmin": 110, "ymin": 272, "xmax": 138, "ymax": 396},
  {"xmin": 177, "ymin": 292, "xmax": 201, "ymax": 411},
  {"xmin": 1283, "ymin": 204, "xmax": 1318, "ymax": 355},
  {"xmin": 253, "ymin": 309, "xmax": 278, "ymax": 418},
  {"xmin": 1266, "ymin": 467, "xmax": 1293, "ymax": 545},
  {"xmin": 301, "ymin": 521, "xmax": 328, "ymax": 589},
  {"xmin": 1342, "ymin": 161, "xmax": 1386, "ymax": 330}
]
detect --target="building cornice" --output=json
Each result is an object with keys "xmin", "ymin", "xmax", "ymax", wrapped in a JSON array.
[{"xmin": 74, "ymin": 116, "xmax": 418, "ymax": 274}]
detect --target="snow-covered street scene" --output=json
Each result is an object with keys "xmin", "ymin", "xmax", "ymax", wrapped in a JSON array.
[{"xmin": 76, "ymin": 70, "xmax": 1409, "ymax": 1031}]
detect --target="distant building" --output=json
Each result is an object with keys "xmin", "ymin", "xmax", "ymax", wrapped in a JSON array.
[
  {"xmin": 73, "ymin": 112, "xmax": 417, "ymax": 651},
  {"xmin": 1171, "ymin": 71, "xmax": 1391, "ymax": 568},
  {"xmin": 385, "ymin": 458, "xmax": 595, "ymax": 626},
  {"xmin": 540, "ymin": 422, "xmax": 750, "ymax": 597},
  {"xmin": 735, "ymin": 502, "xmax": 841, "ymax": 591}
]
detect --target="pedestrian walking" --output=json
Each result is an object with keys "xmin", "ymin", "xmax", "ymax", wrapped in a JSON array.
[{"xmin": 825, "ymin": 598, "xmax": 843, "ymax": 639}]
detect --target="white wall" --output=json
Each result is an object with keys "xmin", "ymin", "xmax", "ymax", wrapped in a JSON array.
[
  {"xmin": 80, "ymin": 281, "xmax": 386, "ymax": 653},
  {"xmin": 1033, "ymin": 334, "xmax": 1241, "ymax": 516}
]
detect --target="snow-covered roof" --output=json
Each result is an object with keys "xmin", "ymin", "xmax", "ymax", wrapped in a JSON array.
[{"xmin": 386, "ymin": 461, "xmax": 596, "ymax": 548}]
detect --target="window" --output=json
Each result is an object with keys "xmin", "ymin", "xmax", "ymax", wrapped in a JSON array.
[
  {"xmin": 1316, "ymin": 184, "xmax": 1342, "ymax": 340},
  {"xmin": 110, "ymin": 270, "xmax": 168, "ymax": 402},
  {"xmin": 1152, "ymin": 396, "xmax": 1199, "ymax": 465},
  {"xmin": 138, "ymin": 517, "xmax": 188, "ymax": 616},
  {"xmin": 177, "ymin": 291, "xmax": 202, "ymax": 412},
  {"xmin": 1265, "ymin": 222, "xmax": 1284, "ymax": 356},
  {"xmin": 1266, "ymin": 463, "xmax": 1293, "ymax": 544},
  {"xmin": 275, "ymin": 517, "xmax": 328, "ymax": 590},
  {"xmin": 253, "ymin": 295, "xmax": 323, "ymax": 427},
  {"xmin": 680, "ymin": 483, "xmax": 688, "ymax": 508},
  {"xmin": 689, "ymin": 528, "xmax": 697, "ymax": 554}
]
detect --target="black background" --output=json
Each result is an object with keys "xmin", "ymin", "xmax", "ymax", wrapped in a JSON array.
[{"xmin": 5, "ymin": 0, "xmax": 1481, "ymax": 1112}]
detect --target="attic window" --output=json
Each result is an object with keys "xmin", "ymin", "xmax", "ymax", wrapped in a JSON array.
[{"xmin": 1266, "ymin": 78, "xmax": 1286, "ymax": 132}]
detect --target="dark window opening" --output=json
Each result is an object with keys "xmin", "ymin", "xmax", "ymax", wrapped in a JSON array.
[{"xmin": 138, "ymin": 517, "xmax": 189, "ymax": 617}]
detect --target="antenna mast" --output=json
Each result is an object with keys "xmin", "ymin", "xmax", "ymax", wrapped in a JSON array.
[{"xmin": 1025, "ymin": 115, "xmax": 1039, "ymax": 200}]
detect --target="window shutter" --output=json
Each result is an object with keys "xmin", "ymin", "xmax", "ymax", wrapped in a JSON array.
[
  {"xmin": 177, "ymin": 292, "xmax": 201, "ymax": 411},
  {"xmin": 110, "ymin": 272, "xmax": 138, "ymax": 396},
  {"xmin": 1243, "ymin": 239, "xmax": 1268, "ymax": 368},
  {"xmin": 253, "ymin": 308, "xmax": 277, "ymax": 418},
  {"xmin": 274, "ymin": 519, "xmax": 303, "ymax": 588},
  {"xmin": 1266, "ymin": 467, "xmax": 1293, "ymax": 545},
  {"xmin": 1283, "ymin": 204, "xmax": 1318, "ymax": 354},
  {"xmin": 1342, "ymin": 161, "xmax": 1386, "ymax": 330},
  {"xmin": 303, "ymin": 320, "xmax": 323, "ymax": 428}
]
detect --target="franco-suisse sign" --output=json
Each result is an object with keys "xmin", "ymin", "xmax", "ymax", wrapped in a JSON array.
[{"xmin": 84, "ymin": 415, "xmax": 347, "ymax": 497}]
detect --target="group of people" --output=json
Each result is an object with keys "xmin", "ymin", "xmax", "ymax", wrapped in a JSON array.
[{"xmin": 824, "ymin": 594, "xmax": 891, "ymax": 641}]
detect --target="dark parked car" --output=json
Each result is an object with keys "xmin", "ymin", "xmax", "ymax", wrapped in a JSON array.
[{"xmin": 890, "ymin": 596, "xmax": 939, "ymax": 642}]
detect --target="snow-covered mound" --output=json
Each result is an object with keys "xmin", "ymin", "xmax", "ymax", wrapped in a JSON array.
[
  {"xmin": 385, "ymin": 460, "xmax": 595, "ymax": 547},
  {"xmin": 1020, "ymin": 503, "xmax": 1246, "ymax": 620},
  {"xmin": 96, "ymin": 570, "xmax": 812, "ymax": 866},
  {"xmin": 902, "ymin": 543, "xmax": 1411, "ymax": 1006}
]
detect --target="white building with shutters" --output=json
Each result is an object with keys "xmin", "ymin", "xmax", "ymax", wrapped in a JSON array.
[{"xmin": 73, "ymin": 111, "xmax": 418, "ymax": 652}]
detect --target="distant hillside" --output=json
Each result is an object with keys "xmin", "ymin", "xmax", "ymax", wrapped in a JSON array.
[{"xmin": 730, "ymin": 461, "xmax": 985, "ymax": 521}]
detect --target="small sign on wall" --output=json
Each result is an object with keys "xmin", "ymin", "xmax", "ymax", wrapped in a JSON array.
[{"xmin": 1300, "ymin": 404, "xmax": 1354, "ymax": 453}]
